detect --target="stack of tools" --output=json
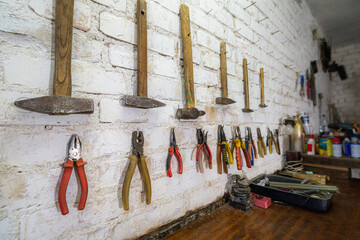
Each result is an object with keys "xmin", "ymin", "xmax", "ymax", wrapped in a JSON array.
[{"xmin": 227, "ymin": 175, "xmax": 254, "ymax": 212}]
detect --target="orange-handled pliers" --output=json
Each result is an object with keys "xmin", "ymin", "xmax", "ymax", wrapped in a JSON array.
[
  {"xmin": 58, "ymin": 134, "xmax": 88, "ymax": 215},
  {"xmin": 246, "ymin": 127, "xmax": 258, "ymax": 166},
  {"xmin": 196, "ymin": 129, "xmax": 212, "ymax": 172},
  {"xmin": 166, "ymin": 128, "xmax": 183, "ymax": 177}
]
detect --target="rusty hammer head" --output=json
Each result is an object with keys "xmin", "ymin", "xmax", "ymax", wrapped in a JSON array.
[
  {"xmin": 242, "ymin": 108, "xmax": 254, "ymax": 113},
  {"xmin": 176, "ymin": 107, "xmax": 205, "ymax": 120},
  {"xmin": 215, "ymin": 97, "xmax": 236, "ymax": 105},
  {"xmin": 123, "ymin": 95, "xmax": 165, "ymax": 109},
  {"xmin": 14, "ymin": 96, "xmax": 94, "ymax": 115},
  {"xmin": 259, "ymin": 103, "xmax": 268, "ymax": 108}
]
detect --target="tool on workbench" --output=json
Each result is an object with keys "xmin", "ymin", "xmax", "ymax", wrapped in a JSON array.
[
  {"xmin": 245, "ymin": 127, "xmax": 257, "ymax": 166},
  {"xmin": 277, "ymin": 171, "xmax": 327, "ymax": 184},
  {"xmin": 259, "ymin": 68, "xmax": 268, "ymax": 108},
  {"xmin": 122, "ymin": 131, "xmax": 151, "ymax": 211},
  {"xmin": 300, "ymin": 75, "xmax": 305, "ymax": 97},
  {"xmin": 166, "ymin": 128, "xmax": 183, "ymax": 177},
  {"xmin": 274, "ymin": 129, "xmax": 281, "ymax": 155},
  {"xmin": 267, "ymin": 128, "xmax": 279, "ymax": 154},
  {"xmin": 176, "ymin": 4, "xmax": 205, "ymax": 119},
  {"xmin": 196, "ymin": 129, "xmax": 212, "ymax": 173},
  {"xmin": 124, "ymin": 0, "xmax": 165, "ymax": 109},
  {"xmin": 256, "ymin": 128, "xmax": 267, "ymax": 158},
  {"xmin": 216, "ymin": 42, "xmax": 236, "ymax": 105},
  {"xmin": 14, "ymin": 0, "xmax": 93, "ymax": 114},
  {"xmin": 58, "ymin": 134, "xmax": 88, "ymax": 215},
  {"xmin": 242, "ymin": 58, "xmax": 253, "ymax": 112}
]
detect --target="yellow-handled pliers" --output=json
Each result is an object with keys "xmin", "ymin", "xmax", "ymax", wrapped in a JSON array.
[
  {"xmin": 267, "ymin": 128, "xmax": 279, "ymax": 154},
  {"xmin": 256, "ymin": 128, "xmax": 267, "ymax": 158},
  {"xmin": 219, "ymin": 125, "xmax": 233, "ymax": 165}
]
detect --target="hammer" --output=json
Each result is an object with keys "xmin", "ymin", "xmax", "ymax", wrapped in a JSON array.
[
  {"xmin": 124, "ymin": 0, "xmax": 165, "ymax": 109},
  {"xmin": 176, "ymin": 4, "xmax": 205, "ymax": 120},
  {"xmin": 216, "ymin": 42, "xmax": 236, "ymax": 105},
  {"xmin": 259, "ymin": 68, "xmax": 268, "ymax": 108},
  {"xmin": 242, "ymin": 58, "xmax": 253, "ymax": 113},
  {"xmin": 14, "ymin": 0, "xmax": 93, "ymax": 115}
]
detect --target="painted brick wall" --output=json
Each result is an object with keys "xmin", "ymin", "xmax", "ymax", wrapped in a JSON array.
[
  {"xmin": 331, "ymin": 41, "xmax": 360, "ymax": 122},
  {"xmin": 0, "ymin": 0, "xmax": 331, "ymax": 239}
]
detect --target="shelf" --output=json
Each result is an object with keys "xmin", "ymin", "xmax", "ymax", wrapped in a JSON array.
[{"xmin": 302, "ymin": 154, "xmax": 360, "ymax": 168}]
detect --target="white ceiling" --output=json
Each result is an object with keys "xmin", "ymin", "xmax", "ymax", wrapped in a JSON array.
[{"xmin": 305, "ymin": 0, "xmax": 360, "ymax": 47}]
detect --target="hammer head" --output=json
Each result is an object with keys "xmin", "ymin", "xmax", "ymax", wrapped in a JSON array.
[
  {"xmin": 14, "ymin": 96, "xmax": 94, "ymax": 115},
  {"xmin": 124, "ymin": 95, "xmax": 165, "ymax": 109},
  {"xmin": 215, "ymin": 97, "xmax": 236, "ymax": 105},
  {"xmin": 176, "ymin": 107, "xmax": 205, "ymax": 120},
  {"xmin": 259, "ymin": 103, "xmax": 268, "ymax": 108},
  {"xmin": 242, "ymin": 108, "xmax": 254, "ymax": 113}
]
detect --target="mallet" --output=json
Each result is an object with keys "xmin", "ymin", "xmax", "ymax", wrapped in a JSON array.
[
  {"xmin": 242, "ymin": 58, "xmax": 253, "ymax": 113},
  {"xmin": 176, "ymin": 4, "xmax": 205, "ymax": 120},
  {"xmin": 14, "ymin": 0, "xmax": 93, "ymax": 115},
  {"xmin": 259, "ymin": 68, "xmax": 268, "ymax": 108},
  {"xmin": 123, "ymin": 0, "xmax": 165, "ymax": 109},
  {"xmin": 216, "ymin": 42, "xmax": 236, "ymax": 105}
]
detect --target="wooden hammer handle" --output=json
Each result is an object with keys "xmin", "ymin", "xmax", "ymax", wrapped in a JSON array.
[
  {"xmin": 53, "ymin": 0, "xmax": 74, "ymax": 97},
  {"xmin": 220, "ymin": 42, "xmax": 228, "ymax": 98},
  {"xmin": 243, "ymin": 58, "xmax": 250, "ymax": 109},
  {"xmin": 180, "ymin": 4, "xmax": 195, "ymax": 109},
  {"xmin": 260, "ymin": 68, "xmax": 265, "ymax": 104},
  {"xmin": 137, "ymin": 0, "xmax": 147, "ymax": 97}
]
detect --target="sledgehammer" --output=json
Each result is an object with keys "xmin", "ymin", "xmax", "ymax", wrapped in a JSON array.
[
  {"xmin": 123, "ymin": 0, "xmax": 165, "ymax": 109},
  {"xmin": 176, "ymin": 4, "xmax": 205, "ymax": 119},
  {"xmin": 14, "ymin": 0, "xmax": 93, "ymax": 115}
]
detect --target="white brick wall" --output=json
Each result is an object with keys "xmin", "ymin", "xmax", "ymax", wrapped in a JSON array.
[
  {"xmin": 331, "ymin": 41, "xmax": 360, "ymax": 122},
  {"xmin": 0, "ymin": 0, "xmax": 332, "ymax": 239}
]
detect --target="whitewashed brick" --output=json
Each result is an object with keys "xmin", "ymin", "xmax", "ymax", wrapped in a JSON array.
[
  {"xmin": 148, "ymin": 30, "xmax": 176, "ymax": 57},
  {"xmin": 4, "ymin": 55, "xmax": 52, "ymax": 89},
  {"xmin": 155, "ymin": 0, "xmax": 180, "ymax": 14},
  {"xmin": 147, "ymin": 2, "xmax": 180, "ymax": 36},
  {"xmin": 202, "ymin": 51, "xmax": 220, "ymax": 70},
  {"xmin": 194, "ymin": 66, "xmax": 218, "ymax": 86},
  {"xmin": 196, "ymin": 29, "xmax": 220, "ymax": 53},
  {"xmin": 148, "ymin": 54, "xmax": 179, "ymax": 78},
  {"xmin": 109, "ymin": 43, "xmax": 136, "ymax": 69},
  {"xmin": 92, "ymin": 0, "xmax": 126, "ymax": 12},
  {"xmin": 99, "ymin": 12, "xmax": 136, "ymax": 44}
]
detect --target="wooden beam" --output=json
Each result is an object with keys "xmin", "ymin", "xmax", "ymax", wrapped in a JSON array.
[{"xmin": 302, "ymin": 154, "xmax": 360, "ymax": 168}]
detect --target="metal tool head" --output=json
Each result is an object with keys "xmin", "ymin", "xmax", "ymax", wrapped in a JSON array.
[
  {"xmin": 259, "ymin": 103, "xmax": 268, "ymax": 108},
  {"xmin": 257, "ymin": 128, "xmax": 263, "ymax": 140},
  {"xmin": 203, "ymin": 131, "xmax": 208, "ymax": 145},
  {"xmin": 217, "ymin": 125, "xmax": 222, "ymax": 143},
  {"xmin": 220, "ymin": 126, "xmax": 227, "ymax": 142},
  {"xmin": 274, "ymin": 129, "xmax": 279, "ymax": 138},
  {"xmin": 242, "ymin": 108, "xmax": 254, "ymax": 113},
  {"xmin": 14, "ymin": 96, "xmax": 94, "ymax": 115},
  {"xmin": 267, "ymin": 127, "xmax": 273, "ymax": 137},
  {"xmin": 232, "ymin": 126, "xmax": 240, "ymax": 139},
  {"xmin": 196, "ymin": 128, "xmax": 204, "ymax": 144},
  {"xmin": 176, "ymin": 108, "xmax": 205, "ymax": 120},
  {"xmin": 170, "ymin": 128, "xmax": 177, "ymax": 146},
  {"xmin": 124, "ymin": 95, "xmax": 165, "ymax": 109},
  {"xmin": 68, "ymin": 134, "xmax": 82, "ymax": 161},
  {"xmin": 215, "ymin": 97, "xmax": 236, "ymax": 105},
  {"xmin": 132, "ymin": 131, "xmax": 144, "ymax": 157}
]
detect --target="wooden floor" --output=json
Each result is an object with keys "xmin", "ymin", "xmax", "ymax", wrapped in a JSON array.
[{"xmin": 165, "ymin": 178, "xmax": 360, "ymax": 240}]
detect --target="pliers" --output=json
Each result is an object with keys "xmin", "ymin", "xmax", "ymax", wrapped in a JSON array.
[
  {"xmin": 219, "ymin": 125, "xmax": 233, "ymax": 165},
  {"xmin": 267, "ymin": 128, "xmax": 279, "ymax": 154},
  {"xmin": 196, "ymin": 129, "xmax": 212, "ymax": 173},
  {"xmin": 122, "ymin": 131, "xmax": 151, "ymax": 211},
  {"xmin": 166, "ymin": 128, "xmax": 183, "ymax": 177},
  {"xmin": 257, "ymin": 128, "xmax": 267, "ymax": 158},
  {"xmin": 217, "ymin": 126, "xmax": 226, "ymax": 174},
  {"xmin": 230, "ymin": 126, "xmax": 251, "ymax": 170},
  {"xmin": 58, "ymin": 134, "xmax": 88, "ymax": 215},
  {"xmin": 246, "ymin": 127, "xmax": 258, "ymax": 166}
]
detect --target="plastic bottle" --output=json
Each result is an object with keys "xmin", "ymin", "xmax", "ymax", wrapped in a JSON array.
[
  {"xmin": 320, "ymin": 114, "xmax": 329, "ymax": 136},
  {"xmin": 343, "ymin": 137, "xmax": 351, "ymax": 156},
  {"xmin": 351, "ymin": 136, "xmax": 360, "ymax": 158},
  {"xmin": 332, "ymin": 138, "xmax": 342, "ymax": 158},
  {"xmin": 301, "ymin": 112, "xmax": 311, "ymax": 135},
  {"xmin": 307, "ymin": 135, "xmax": 315, "ymax": 155}
]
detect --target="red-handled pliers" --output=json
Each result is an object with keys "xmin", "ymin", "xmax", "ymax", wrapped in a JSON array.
[
  {"xmin": 58, "ymin": 134, "xmax": 88, "ymax": 215},
  {"xmin": 196, "ymin": 129, "xmax": 212, "ymax": 172},
  {"xmin": 166, "ymin": 128, "xmax": 183, "ymax": 177}
]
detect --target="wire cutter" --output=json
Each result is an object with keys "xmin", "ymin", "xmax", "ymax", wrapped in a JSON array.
[
  {"xmin": 267, "ymin": 128, "xmax": 279, "ymax": 154},
  {"xmin": 219, "ymin": 125, "xmax": 233, "ymax": 165},
  {"xmin": 58, "ymin": 134, "xmax": 88, "ymax": 215},
  {"xmin": 257, "ymin": 128, "xmax": 267, "ymax": 158},
  {"xmin": 246, "ymin": 127, "xmax": 258, "ymax": 166},
  {"xmin": 217, "ymin": 125, "xmax": 225, "ymax": 174},
  {"xmin": 166, "ymin": 128, "xmax": 183, "ymax": 177},
  {"xmin": 122, "ymin": 131, "xmax": 151, "ymax": 211},
  {"xmin": 231, "ymin": 126, "xmax": 252, "ymax": 169},
  {"xmin": 196, "ymin": 129, "xmax": 212, "ymax": 173}
]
